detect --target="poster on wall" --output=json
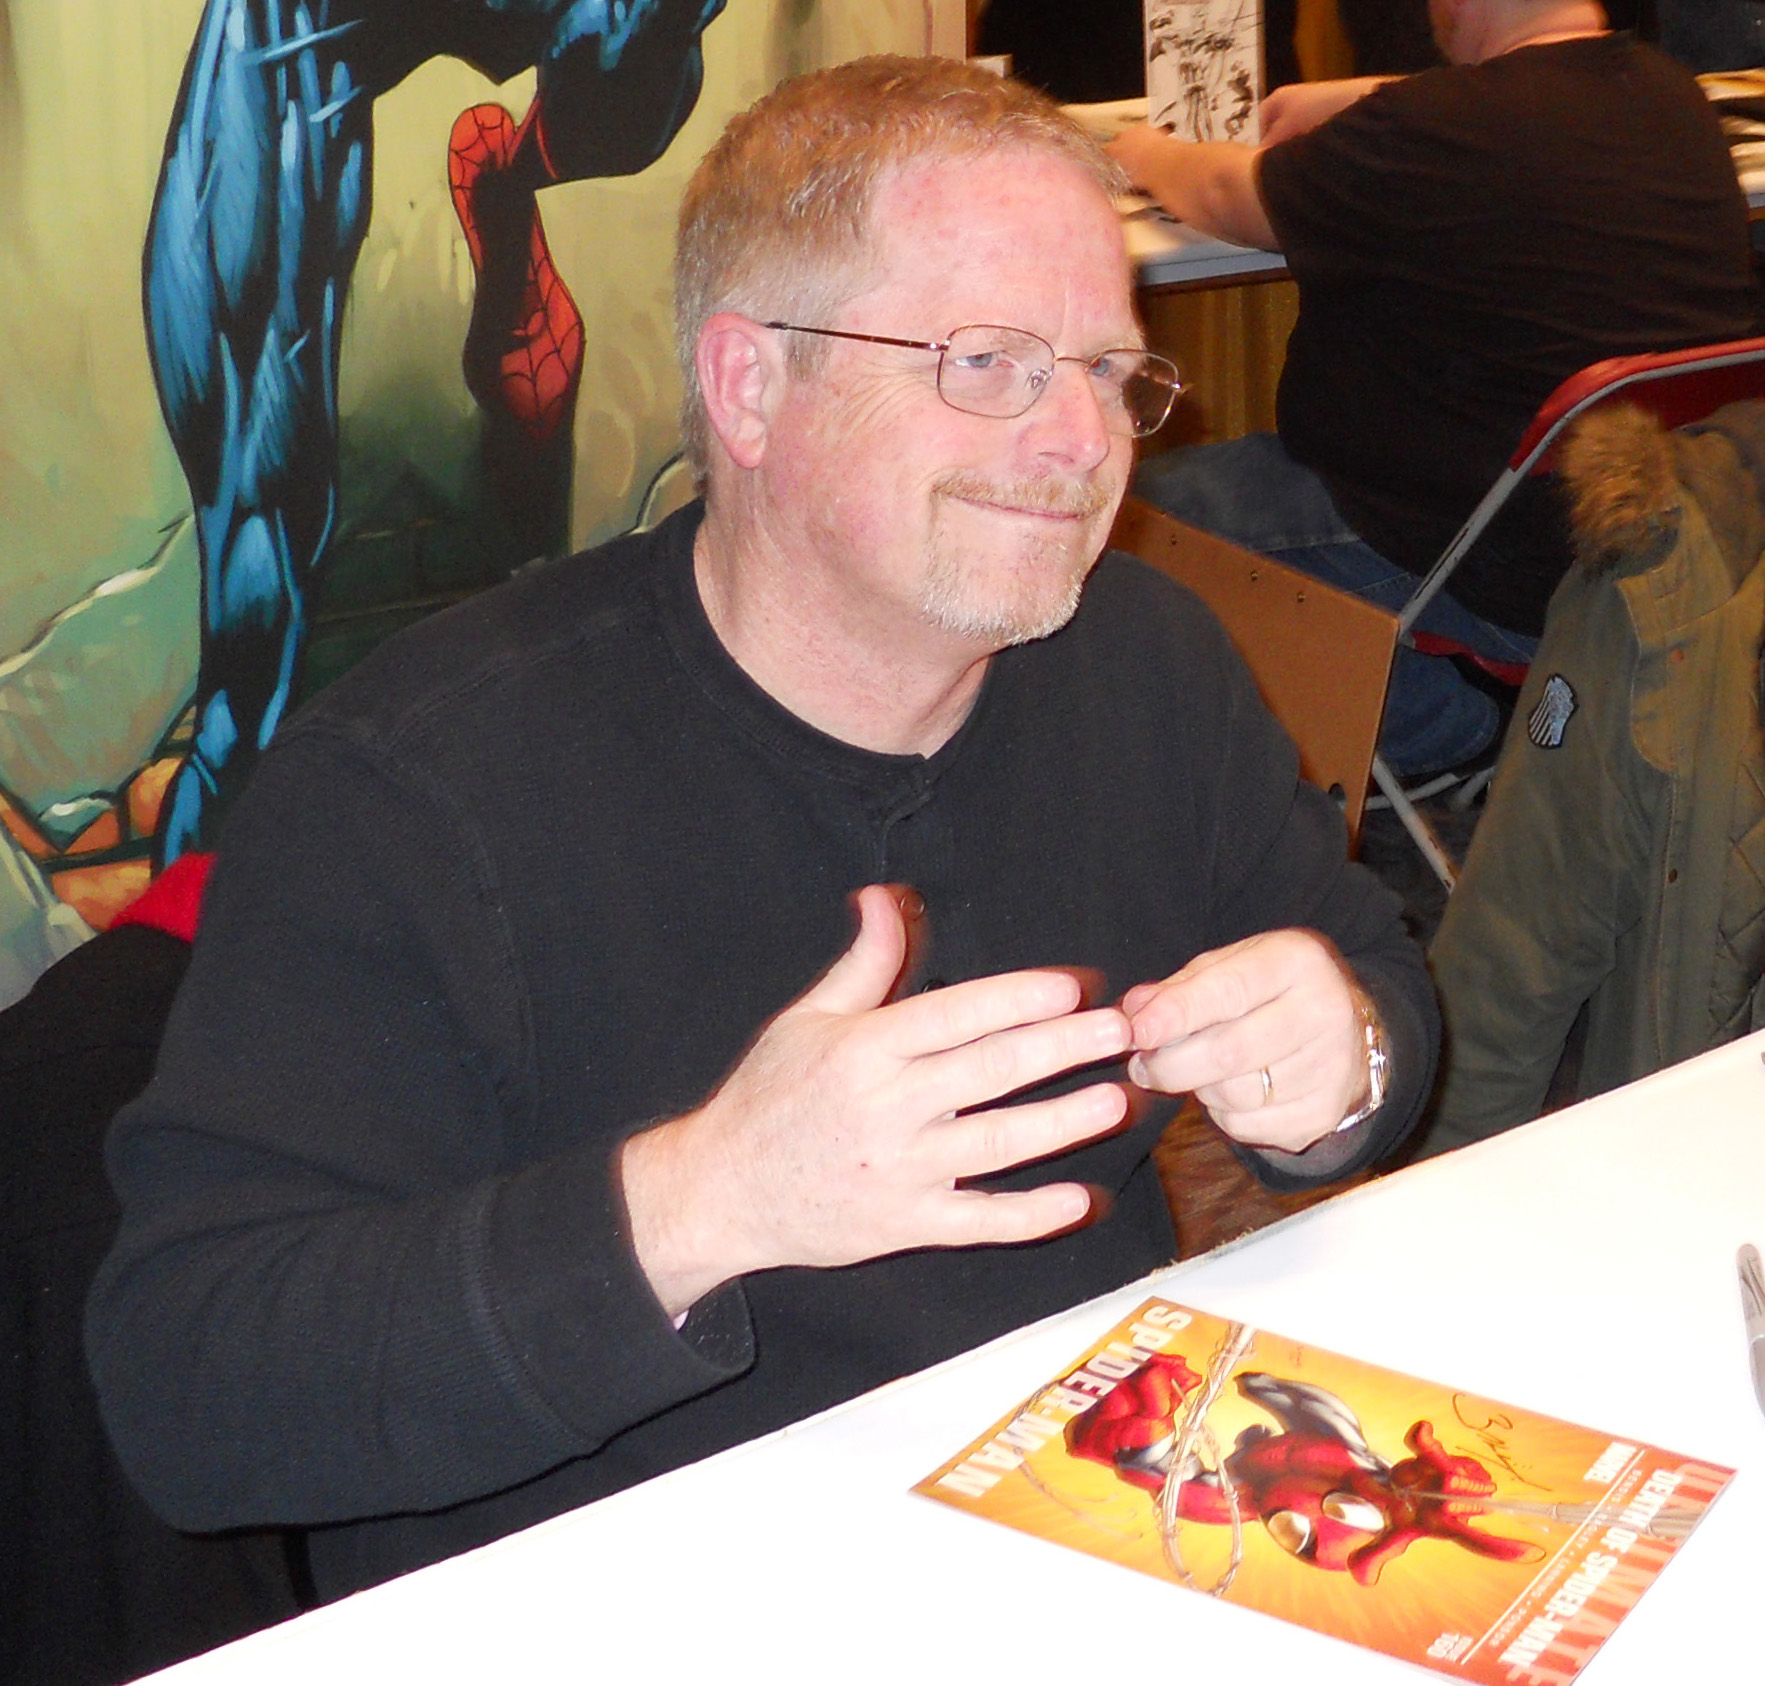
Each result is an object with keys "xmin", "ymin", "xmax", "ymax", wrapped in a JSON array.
[
  {"xmin": 1145, "ymin": 0, "xmax": 1262, "ymax": 143},
  {"xmin": 0, "ymin": 0, "xmax": 954, "ymax": 1007}
]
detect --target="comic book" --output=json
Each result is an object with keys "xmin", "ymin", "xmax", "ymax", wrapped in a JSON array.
[
  {"xmin": 915, "ymin": 1298, "xmax": 1731, "ymax": 1681},
  {"xmin": 1145, "ymin": 1, "xmax": 1262, "ymax": 145}
]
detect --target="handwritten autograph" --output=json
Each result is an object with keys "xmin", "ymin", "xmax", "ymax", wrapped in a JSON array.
[{"xmin": 1450, "ymin": 1394, "xmax": 1550, "ymax": 1492}]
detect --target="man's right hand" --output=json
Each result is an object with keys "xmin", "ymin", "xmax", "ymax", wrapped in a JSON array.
[{"xmin": 620, "ymin": 884, "xmax": 1132, "ymax": 1318}]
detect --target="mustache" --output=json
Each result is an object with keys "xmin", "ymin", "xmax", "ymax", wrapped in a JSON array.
[{"xmin": 932, "ymin": 471, "xmax": 1113, "ymax": 520}]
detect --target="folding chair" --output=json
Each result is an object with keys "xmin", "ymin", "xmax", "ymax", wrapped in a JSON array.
[
  {"xmin": 1111, "ymin": 496, "xmax": 1398, "ymax": 846},
  {"xmin": 1375, "ymin": 334, "xmax": 1765, "ymax": 889}
]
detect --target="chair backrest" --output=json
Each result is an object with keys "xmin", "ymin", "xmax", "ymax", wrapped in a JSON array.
[
  {"xmin": 1400, "ymin": 336, "xmax": 1765, "ymax": 635},
  {"xmin": 1, "ymin": 924, "xmax": 303, "ymax": 1678},
  {"xmin": 1110, "ymin": 496, "xmax": 1399, "ymax": 843}
]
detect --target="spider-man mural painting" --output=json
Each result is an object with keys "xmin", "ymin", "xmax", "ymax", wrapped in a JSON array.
[{"xmin": 146, "ymin": 0, "xmax": 726, "ymax": 865}]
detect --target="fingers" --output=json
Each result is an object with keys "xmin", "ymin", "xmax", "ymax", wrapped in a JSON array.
[
  {"xmin": 870, "ymin": 1084, "xmax": 1126, "ymax": 1253},
  {"xmin": 797, "ymin": 883, "xmax": 911, "ymax": 1017},
  {"xmin": 1121, "ymin": 933, "xmax": 1268, "ymax": 1059},
  {"xmin": 1125, "ymin": 930, "xmax": 1348, "ymax": 1078},
  {"xmin": 916, "ymin": 1118, "xmax": 1129, "ymax": 1245},
  {"xmin": 643, "ymin": 885, "xmax": 1141, "ymax": 1295},
  {"xmin": 1136, "ymin": 983, "xmax": 1329, "ymax": 1104},
  {"xmin": 1105, "ymin": 124, "xmax": 1171, "ymax": 189},
  {"xmin": 884, "ymin": 964, "xmax": 1096, "ymax": 1053},
  {"xmin": 925, "ymin": 1182, "xmax": 1097, "ymax": 1248},
  {"xmin": 936, "ymin": 1081, "xmax": 1130, "ymax": 1180},
  {"xmin": 1181, "ymin": 1028, "xmax": 1348, "ymax": 1155},
  {"xmin": 793, "ymin": 883, "xmax": 1133, "ymax": 1137},
  {"xmin": 800, "ymin": 887, "xmax": 1100, "ymax": 1067},
  {"xmin": 1123, "ymin": 930, "xmax": 1366, "ymax": 1153},
  {"xmin": 908, "ymin": 1001, "xmax": 1131, "ymax": 1123}
]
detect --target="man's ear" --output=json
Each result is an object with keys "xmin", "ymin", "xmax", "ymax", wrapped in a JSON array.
[{"xmin": 696, "ymin": 313, "xmax": 784, "ymax": 471}]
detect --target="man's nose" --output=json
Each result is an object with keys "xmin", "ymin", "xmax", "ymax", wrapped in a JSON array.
[{"xmin": 1026, "ymin": 360, "xmax": 1114, "ymax": 472}]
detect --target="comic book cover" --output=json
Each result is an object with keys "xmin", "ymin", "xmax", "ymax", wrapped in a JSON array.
[
  {"xmin": 1145, "ymin": 1, "xmax": 1262, "ymax": 145},
  {"xmin": 916, "ymin": 1299, "xmax": 1731, "ymax": 1681}
]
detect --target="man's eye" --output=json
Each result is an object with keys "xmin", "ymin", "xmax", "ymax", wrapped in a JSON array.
[{"xmin": 950, "ymin": 350, "xmax": 1003, "ymax": 371}]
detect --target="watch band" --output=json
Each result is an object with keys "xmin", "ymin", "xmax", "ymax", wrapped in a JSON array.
[{"xmin": 1332, "ymin": 998, "xmax": 1390, "ymax": 1134}]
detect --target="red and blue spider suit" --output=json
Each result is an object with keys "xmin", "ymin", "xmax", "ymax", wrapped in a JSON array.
[{"xmin": 1066, "ymin": 1354, "xmax": 1535, "ymax": 1584}]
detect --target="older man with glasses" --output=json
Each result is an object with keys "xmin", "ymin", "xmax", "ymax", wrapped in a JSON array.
[{"xmin": 89, "ymin": 56, "xmax": 1437, "ymax": 1604}]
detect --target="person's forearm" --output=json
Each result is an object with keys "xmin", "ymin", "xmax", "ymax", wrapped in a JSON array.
[
  {"xmin": 1112, "ymin": 131, "xmax": 1276, "ymax": 249},
  {"xmin": 1181, "ymin": 145, "xmax": 1276, "ymax": 248},
  {"xmin": 88, "ymin": 1102, "xmax": 747, "ymax": 1531},
  {"xmin": 621, "ymin": 1107, "xmax": 755, "ymax": 1319}
]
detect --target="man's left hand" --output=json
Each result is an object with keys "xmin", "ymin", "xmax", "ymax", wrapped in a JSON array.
[{"xmin": 1121, "ymin": 929, "xmax": 1372, "ymax": 1152}]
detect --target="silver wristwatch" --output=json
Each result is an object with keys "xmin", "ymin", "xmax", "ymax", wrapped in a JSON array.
[{"xmin": 1332, "ymin": 999, "xmax": 1390, "ymax": 1134}]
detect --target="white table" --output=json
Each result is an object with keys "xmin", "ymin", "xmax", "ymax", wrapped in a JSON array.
[
  {"xmin": 143, "ymin": 1033, "xmax": 1765, "ymax": 1683},
  {"xmin": 1129, "ymin": 208, "xmax": 1290, "ymax": 290}
]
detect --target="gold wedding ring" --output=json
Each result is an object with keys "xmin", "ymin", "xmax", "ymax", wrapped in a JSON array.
[{"xmin": 1258, "ymin": 1065, "xmax": 1274, "ymax": 1105}]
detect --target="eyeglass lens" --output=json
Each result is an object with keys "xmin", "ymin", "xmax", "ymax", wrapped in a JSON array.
[{"xmin": 936, "ymin": 326, "xmax": 1180, "ymax": 438}]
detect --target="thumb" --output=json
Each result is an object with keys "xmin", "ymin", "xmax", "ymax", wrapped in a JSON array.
[{"xmin": 795, "ymin": 884, "xmax": 913, "ymax": 1018}]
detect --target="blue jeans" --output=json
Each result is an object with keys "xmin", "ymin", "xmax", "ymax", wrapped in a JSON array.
[{"xmin": 1134, "ymin": 435, "xmax": 1538, "ymax": 779}]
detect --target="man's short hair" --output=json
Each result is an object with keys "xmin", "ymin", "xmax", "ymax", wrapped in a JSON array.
[{"xmin": 674, "ymin": 54, "xmax": 1125, "ymax": 483}]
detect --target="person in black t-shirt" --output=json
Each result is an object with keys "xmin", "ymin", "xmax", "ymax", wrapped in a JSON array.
[{"xmin": 1111, "ymin": 0, "xmax": 1756, "ymax": 778}]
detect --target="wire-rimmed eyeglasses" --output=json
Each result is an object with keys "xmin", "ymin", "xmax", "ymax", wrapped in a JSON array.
[{"xmin": 763, "ymin": 321, "xmax": 1184, "ymax": 439}]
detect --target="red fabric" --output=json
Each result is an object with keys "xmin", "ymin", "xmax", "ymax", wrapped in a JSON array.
[
  {"xmin": 1408, "ymin": 631, "xmax": 1529, "ymax": 689},
  {"xmin": 112, "ymin": 853, "xmax": 215, "ymax": 944}
]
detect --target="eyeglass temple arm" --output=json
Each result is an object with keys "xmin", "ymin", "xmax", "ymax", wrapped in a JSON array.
[{"xmin": 762, "ymin": 322, "xmax": 947, "ymax": 353}]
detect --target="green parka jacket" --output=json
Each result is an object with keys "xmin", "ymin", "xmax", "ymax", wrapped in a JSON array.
[{"xmin": 1420, "ymin": 399, "xmax": 1765, "ymax": 1155}]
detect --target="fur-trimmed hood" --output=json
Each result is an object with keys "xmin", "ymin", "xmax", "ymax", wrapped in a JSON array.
[{"xmin": 1560, "ymin": 398, "xmax": 1765, "ymax": 587}]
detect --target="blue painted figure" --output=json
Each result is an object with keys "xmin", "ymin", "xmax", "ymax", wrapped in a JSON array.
[{"xmin": 146, "ymin": 0, "xmax": 726, "ymax": 864}]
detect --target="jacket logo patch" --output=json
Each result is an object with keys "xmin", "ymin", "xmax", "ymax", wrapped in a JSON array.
[{"xmin": 1527, "ymin": 674, "xmax": 1576, "ymax": 748}]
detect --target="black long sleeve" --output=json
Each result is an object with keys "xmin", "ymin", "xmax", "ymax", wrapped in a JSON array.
[{"xmin": 88, "ymin": 502, "xmax": 1434, "ymax": 1597}]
